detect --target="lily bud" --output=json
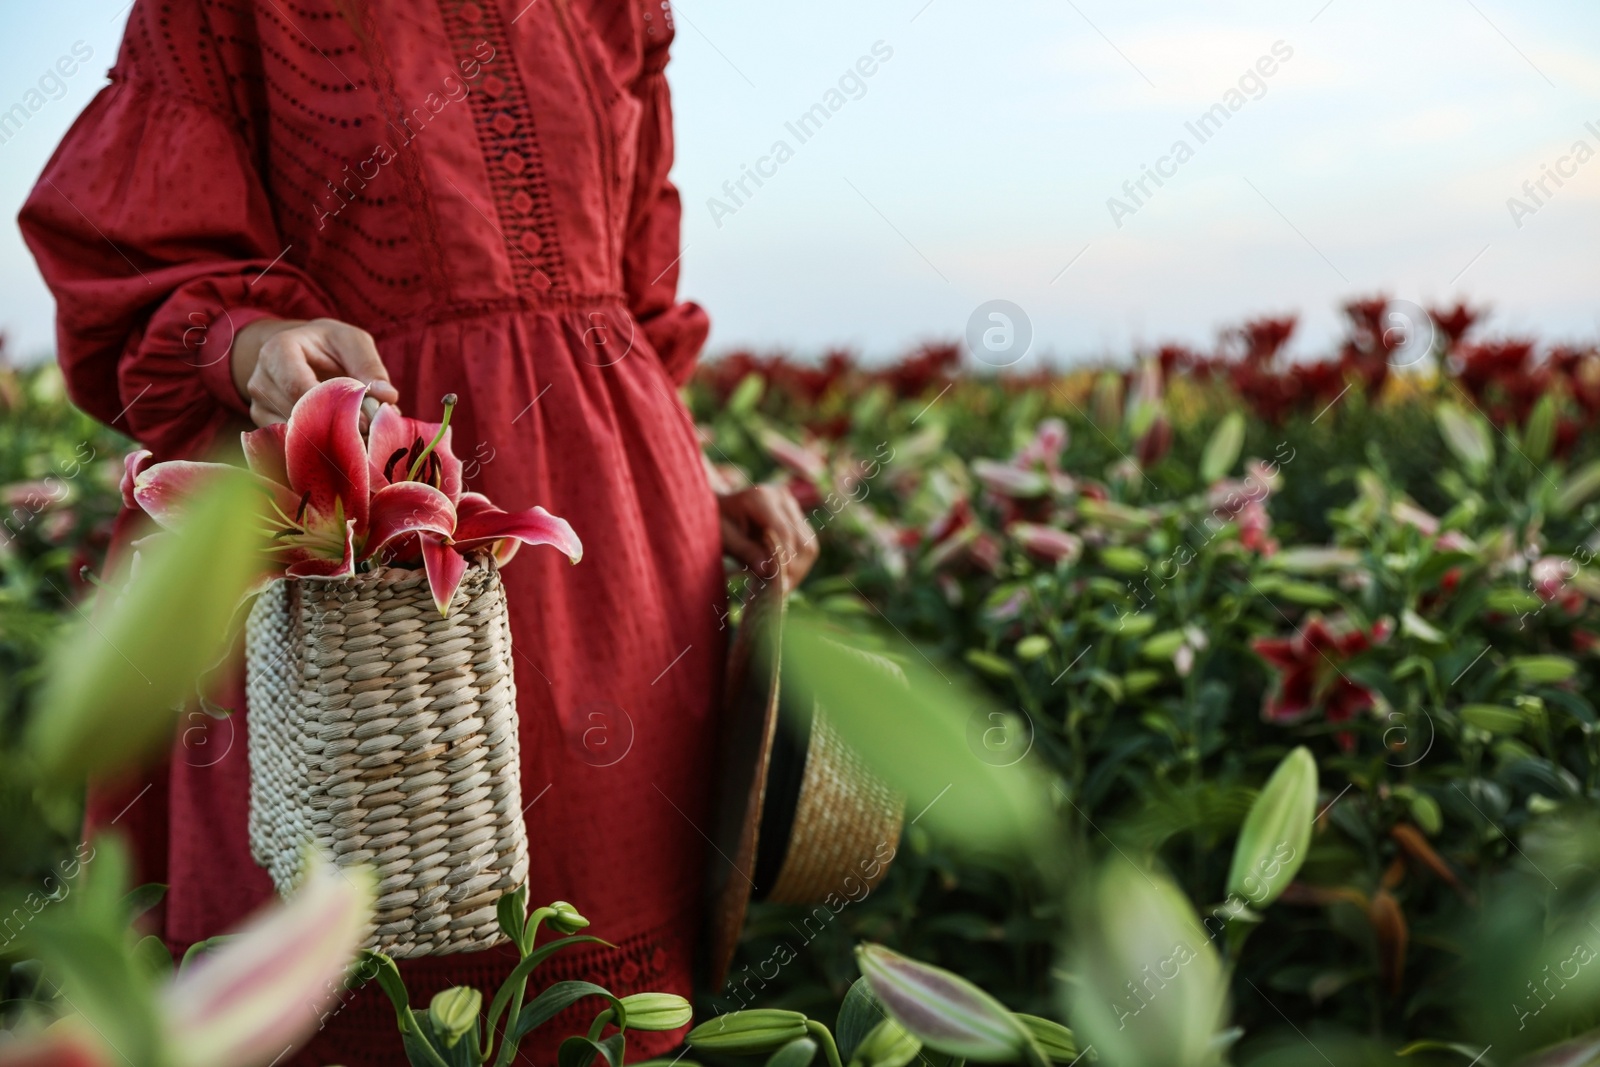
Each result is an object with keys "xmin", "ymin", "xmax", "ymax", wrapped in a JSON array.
[
  {"xmin": 427, "ymin": 986, "xmax": 481, "ymax": 1048},
  {"xmin": 546, "ymin": 901, "xmax": 589, "ymax": 934},
  {"xmin": 619, "ymin": 992, "xmax": 693, "ymax": 1032},
  {"xmin": 855, "ymin": 944, "xmax": 1027, "ymax": 1062},
  {"xmin": 1226, "ymin": 746, "xmax": 1317, "ymax": 909},
  {"xmin": 1068, "ymin": 864, "xmax": 1228, "ymax": 1067},
  {"xmin": 1013, "ymin": 1015, "xmax": 1079, "ymax": 1063},
  {"xmin": 686, "ymin": 1010, "xmax": 810, "ymax": 1053},
  {"xmin": 851, "ymin": 1017, "xmax": 922, "ymax": 1067},
  {"xmin": 1008, "ymin": 523, "xmax": 1083, "ymax": 565}
]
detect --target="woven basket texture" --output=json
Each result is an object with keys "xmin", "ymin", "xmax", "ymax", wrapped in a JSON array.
[
  {"xmin": 766, "ymin": 706, "xmax": 904, "ymax": 905},
  {"xmin": 244, "ymin": 562, "xmax": 529, "ymax": 958}
]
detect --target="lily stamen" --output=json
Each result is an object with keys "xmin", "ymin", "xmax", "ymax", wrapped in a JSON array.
[{"xmin": 408, "ymin": 393, "xmax": 458, "ymax": 482}]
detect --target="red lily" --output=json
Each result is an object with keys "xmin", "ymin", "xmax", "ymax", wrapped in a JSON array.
[
  {"xmin": 129, "ymin": 377, "xmax": 582, "ymax": 615},
  {"xmin": 1252, "ymin": 617, "xmax": 1392, "ymax": 739}
]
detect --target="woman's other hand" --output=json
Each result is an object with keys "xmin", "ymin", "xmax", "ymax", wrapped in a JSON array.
[
  {"xmin": 232, "ymin": 317, "xmax": 399, "ymax": 427},
  {"xmin": 718, "ymin": 484, "xmax": 819, "ymax": 588}
]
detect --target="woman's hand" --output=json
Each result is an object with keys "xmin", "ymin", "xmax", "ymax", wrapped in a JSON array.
[
  {"xmin": 718, "ymin": 484, "xmax": 819, "ymax": 588},
  {"xmin": 232, "ymin": 317, "xmax": 399, "ymax": 427}
]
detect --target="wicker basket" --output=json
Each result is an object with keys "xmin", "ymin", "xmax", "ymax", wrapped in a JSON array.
[{"xmin": 244, "ymin": 561, "xmax": 529, "ymax": 958}]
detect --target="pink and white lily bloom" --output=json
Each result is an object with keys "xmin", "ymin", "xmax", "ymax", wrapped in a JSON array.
[{"xmin": 127, "ymin": 377, "xmax": 582, "ymax": 614}]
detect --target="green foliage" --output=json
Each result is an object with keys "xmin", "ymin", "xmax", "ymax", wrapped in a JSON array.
[{"xmin": 691, "ymin": 361, "xmax": 1600, "ymax": 1064}]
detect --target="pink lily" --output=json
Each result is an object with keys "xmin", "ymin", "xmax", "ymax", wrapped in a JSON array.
[
  {"xmin": 129, "ymin": 377, "xmax": 583, "ymax": 615},
  {"xmin": 0, "ymin": 855, "xmax": 374, "ymax": 1067},
  {"xmin": 162, "ymin": 853, "xmax": 374, "ymax": 1067}
]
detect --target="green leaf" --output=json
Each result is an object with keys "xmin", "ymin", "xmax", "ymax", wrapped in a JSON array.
[
  {"xmin": 497, "ymin": 886, "xmax": 529, "ymax": 950},
  {"xmin": 781, "ymin": 606, "xmax": 1051, "ymax": 856},
  {"xmin": 133, "ymin": 933, "xmax": 174, "ymax": 981},
  {"xmin": 1226, "ymin": 747, "xmax": 1317, "ymax": 909},
  {"xmin": 838, "ymin": 978, "xmax": 885, "ymax": 1062},
  {"xmin": 1485, "ymin": 589, "xmax": 1543, "ymax": 613},
  {"xmin": 27, "ymin": 471, "xmax": 265, "ymax": 779},
  {"xmin": 1460, "ymin": 704, "xmax": 1525, "ymax": 735},
  {"xmin": 1266, "ymin": 547, "xmax": 1361, "ymax": 575},
  {"xmin": 179, "ymin": 935, "xmax": 234, "ymax": 974},
  {"xmin": 1557, "ymin": 460, "xmax": 1600, "ymax": 514},
  {"xmin": 1524, "ymin": 394, "xmax": 1557, "ymax": 465},
  {"xmin": 729, "ymin": 374, "xmax": 766, "ymax": 415},
  {"xmin": 557, "ymin": 1033, "xmax": 626, "ymax": 1067},
  {"xmin": 1199, "ymin": 412, "xmax": 1246, "ymax": 483},
  {"xmin": 1401, "ymin": 609, "xmax": 1446, "ymax": 644},
  {"xmin": 769, "ymin": 1037, "xmax": 820, "ymax": 1067},
  {"xmin": 1435, "ymin": 401, "xmax": 1494, "ymax": 474},
  {"xmin": 512, "ymin": 981, "xmax": 624, "ymax": 1042},
  {"xmin": 1012, "ymin": 1015, "xmax": 1078, "ymax": 1062},
  {"xmin": 120, "ymin": 882, "xmax": 166, "ymax": 923}
]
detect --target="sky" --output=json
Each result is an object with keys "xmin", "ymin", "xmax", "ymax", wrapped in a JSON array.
[{"xmin": 1, "ymin": 0, "xmax": 1596, "ymax": 368}]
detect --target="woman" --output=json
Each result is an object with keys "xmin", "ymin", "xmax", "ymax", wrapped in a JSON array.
[{"xmin": 20, "ymin": 1, "xmax": 815, "ymax": 1062}]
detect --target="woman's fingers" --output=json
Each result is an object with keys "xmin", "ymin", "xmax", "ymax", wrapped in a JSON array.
[
  {"xmin": 717, "ymin": 484, "xmax": 818, "ymax": 587},
  {"xmin": 719, "ymin": 515, "xmax": 762, "ymax": 565},
  {"xmin": 764, "ymin": 485, "xmax": 817, "ymax": 585},
  {"xmin": 243, "ymin": 318, "xmax": 398, "ymax": 428},
  {"xmin": 320, "ymin": 319, "xmax": 399, "ymax": 404}
]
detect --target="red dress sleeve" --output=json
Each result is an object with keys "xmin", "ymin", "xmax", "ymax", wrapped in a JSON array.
[
  {"xmin": 18, "ymin": 12, "xmax": 334, "ymax": 459},
  {"xmin": 621, "ymin": 14, "xmax": 709, "ymax": 388}
]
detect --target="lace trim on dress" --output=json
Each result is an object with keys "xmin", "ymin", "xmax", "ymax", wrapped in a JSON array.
[{"xmin": 438, "ymin": 0, "xmax": 570, "ymax": 296}]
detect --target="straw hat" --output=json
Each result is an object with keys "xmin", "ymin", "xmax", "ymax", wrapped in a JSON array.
[{"xmin": 705, "ymin": 577, "xmax": 906, "ymax": 990}]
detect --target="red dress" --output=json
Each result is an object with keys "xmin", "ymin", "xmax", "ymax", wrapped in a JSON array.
[{"xmin": 20, "ymin": 2, "xmax": 723, "ymax": 1063}]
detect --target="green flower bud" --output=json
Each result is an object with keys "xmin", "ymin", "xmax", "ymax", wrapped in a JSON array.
[
  {"xmin": 1226, "ymin": 746, "xmax": 1316, "ymax": 909},
  {"xmin": 1015, "ymin": 635, "xmax": 1051, "ymax": 662},
  {"xmin": 428, "ymin": 986, "xmax": 481, "ymax": 1048},
  {"xmin": 686, "ymin": 1010, "xmax": 810, "ymax": 1053},
  {"xmin": 547, "ymin": 901, "xmax": 589, "ymax": 934},
  {"xmin": 1013, "ymin": 1015, "xmax": 1078, "ymax": 1063},
  {"xmin": 855, "ymin": 944, "xmax": 1027, "ymax": 1062},
  {"xmin": 620, "ymin": 992, "xmax": 693, "ymax": 1032},
  {"xmin": 851, "ymin": 1017, "xmax": 922, "ymax": 1067}
]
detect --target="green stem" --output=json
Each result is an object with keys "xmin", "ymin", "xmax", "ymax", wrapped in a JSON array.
[
  {"xmin": 485, "ymin": 908, "xmax": 554, "ymax": 1066},
  {"xmin": 807, "ymin": 1021, "xmax": 845, "ymax": 1067},
  {"xmin": 408, "ymin": 393, "xmax": 459, "ymax": 482}
]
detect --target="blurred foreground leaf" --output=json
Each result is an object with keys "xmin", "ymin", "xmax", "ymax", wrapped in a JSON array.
[
  {"xmin": 26, "ymin": 471, "xmax": 262, "ymax": 780},
  {"xmin": 781, "ymin": 603, "xmax": 1052, "ymax": 858},
  {"xmin": 1067, "ymin": 862, "xmax": 1228, "ymax": 1067}
]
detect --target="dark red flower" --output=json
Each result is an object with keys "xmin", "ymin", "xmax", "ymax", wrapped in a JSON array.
[{"xmin": 1252, "ymin": 617, "xmax": 1392, "ymax": 735}]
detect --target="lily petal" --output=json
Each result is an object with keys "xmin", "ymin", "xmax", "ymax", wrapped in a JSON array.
[
  {"xmin": 284, "ymin": 377, "xmax": 370, "ymax": 533},
  {"xmin": 162, "ymin": 853, "xmax": 374, "ymax": 1067},
  {"xmin": 132, "ymin": 460, "xmax": 238, "ymax": 530},
  {"xmin": 363, "ymin": 481, "xmax": 457, "ymax": 561},
  {"xmin": 241, "ymin": 423, "xmax": 289, "ymax": 487},
  {"xmin": 120, "ymin": 450, "xmax": 153, "ymax": 510},
  {"xmin": 454, "ymin": 497, "xmax": 582, "ymax": 565},
  {"xmin": 420, "ymin": 532, "xmax": 468, "ymax": 616}
]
